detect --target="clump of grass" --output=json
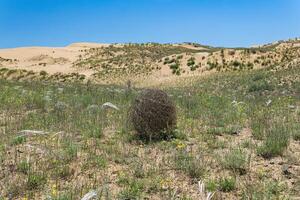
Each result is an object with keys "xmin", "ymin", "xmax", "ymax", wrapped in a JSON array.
[
  {"xmin": 61, "ymin": 139, "xmax": 78, "ymax": 162},
  {"xmin": 221, "ymin": 148, "xmax": 248, "ymax": 174},
  {"xmin": 218, "ymin": 177, "xmax": 236, "ymax": 192},
  {"xmin": 248, "ymin": 80, "xmax": 273, "ymax": 92},
  {"xmin": 132, "ymin": 160, "xmax": 146, "ymax": 179},
  {"xmin": 206, "ymin": 180, "xmax": 218, "ymax": 192},
  {"xmin": 17, "ymin": 160, "xmax": 30, "ymax": 174},
  {"xmin": 27, "ymin": 172, "xmax": 47, "ymax": 190},
  {"xmin": 54, "ymin": 165, "xmax": 73, "ymax": 179},
  {"xmin": 241, "ymin": 179, "xmax": 287, "ymax": 199},
  {"xmin": 51, "ymin": 193, "xmax": 73, "ymax": 200},
  {"xmin": 291, "ymin": 123, "xmax": 300, "ymax": 141},
  {"xmin": 250, "ymin": 110, "xmax": 270, "ymax": 140},
  {"xmin": 206, "ymin": 125, "xmax": 242, "ymax": 136},
  {"xmin": 11, "ymin": 135, "xmax": 26, "ymax": 145},
  {"xmin": 257, "ymin": 123, "xmax": 290, "ymax": 159},
  {"xmin": 117, "ymin": 179, "xmax": 144, "ymax": 199},
  {"xmin": 174, "ymin": 149, "xmax": 206, "ymax": 179}
]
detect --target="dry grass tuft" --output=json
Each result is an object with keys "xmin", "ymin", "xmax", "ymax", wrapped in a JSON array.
[{"xmin": 129, "ymin": 89, "xmax": 177, "ymax": 141}]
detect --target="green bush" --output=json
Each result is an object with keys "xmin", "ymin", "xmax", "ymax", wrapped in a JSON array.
[
  {"xmin": 11, "ymin": 136, "xmax": 26, "ymax": 145},
  {"xmin": 187, "ymin": 57, "xmax": 195, "ymax": 66},
  {"xmin": 207, "ymin": 61, "xmax": 218, "ymax": 70}
]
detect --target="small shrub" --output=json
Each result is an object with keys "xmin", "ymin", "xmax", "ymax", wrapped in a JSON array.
[
  {"xmin": 228, "ymin": 50, "xmax": 235, "ymax": 56},
  {"xmin": 232, "ymin": 60, "xmax": 241, "ymax": 68},
  {"xmin": 0, "ymin": 67, "xmax": 9, "ymax": 72},
  {"xmin": 170, "ymin": 63, "xmax": 179, "ymax": 70},
  {"xmin": 164, "ymin": 57, "xmax": 175, "ymax": 65},
  {"xmin": 7, "ymin": 69, "xmax": 17, "ymax": 76},
  {"xmin": 129, "ymin": 89, "xmax": 177, "ymax": 141},
  {"xmin": 247, "ymin": 62, "xmax": 254, "ymax": 69},
  {"xmin": 187, "ymin": 57, "xmax": 195, "ymax": 66},
  {"xmin": 12, "ymin": 136, "xmax": 26, "ymax": 145},
  {"xmin": 169, "ymin": 61, "xmax": 181, "ymax": 75},
  {"xmin": 207, "ymin": 61, "xmax": 219, "ymax": 70},
  {"xmin": 163, "ymin": 57, "xmax": 170, "ymax": 65},
  {"xmin": 177, "ymin": 55, "xmax": 183, "ymax": 59},
  {"xmin": 39, "ymin": 70, "xmax": 48, "ymax": 76},
  {"xmin": 293, "ymin": 131, "xmax": 300, "ymax": 141}
]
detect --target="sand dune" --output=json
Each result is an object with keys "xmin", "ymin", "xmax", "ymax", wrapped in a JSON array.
[
  {"xmin": 0, "ymin": 39, "xmax": 299, "ymax": 85},
  {"xmin": 0, "ymin": 45, "xmax": 93, "ymax": 76}
]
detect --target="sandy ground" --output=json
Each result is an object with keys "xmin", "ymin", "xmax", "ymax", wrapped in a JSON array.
[
  {"xmin": 1, "ymin": 40, "xmax": 299, "ymax": 85},
  {"xmin": 0, "ymin": 43, "xmax": 105, "ymax": 77}
]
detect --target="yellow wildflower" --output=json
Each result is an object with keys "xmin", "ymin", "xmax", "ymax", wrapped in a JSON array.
[
  {"xmin": 176, "ymin": 141, "xmax": 186, "ymax": 149},
  {"xmin": 160, "ymin": 178, "xmax": 172, "ymax": 189},
  {"xmin": 51, "ymin": 184, "xmax": 58, "ymax": 197}
]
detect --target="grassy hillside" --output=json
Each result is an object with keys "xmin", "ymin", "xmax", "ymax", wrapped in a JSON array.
[
  {"xmin": 0, "ymin": 66, "xmax": 299, "ymax": 199},
  {"xmin": 73, "ymin": 43, "xmax": 205, "ymax": 81}
]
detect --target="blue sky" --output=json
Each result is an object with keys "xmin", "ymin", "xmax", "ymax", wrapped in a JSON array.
[{"xmin": 0, "ymin": 0, "xmax": 299, "ymax": 48}]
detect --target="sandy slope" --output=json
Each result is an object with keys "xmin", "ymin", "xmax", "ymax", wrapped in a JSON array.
[
  {"xmin": 1, "ymin": 40, "xmax": 300, "ymax": 85},
  {"xmin": 0, "ymin": 44, "xmax": 97, "ymax": 76}
]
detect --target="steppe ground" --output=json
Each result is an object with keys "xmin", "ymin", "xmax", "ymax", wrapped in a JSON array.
[{"xmin": 0, "ymin": 41, "xmax": 299, "ymax": 199}]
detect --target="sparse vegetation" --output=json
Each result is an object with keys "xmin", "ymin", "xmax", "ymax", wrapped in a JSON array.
[{"xmin": 0, "ymin": 41, "xmax": 299, "ymax": 199}]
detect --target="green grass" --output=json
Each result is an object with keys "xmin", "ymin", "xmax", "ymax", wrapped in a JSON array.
[
  {"xmin": 257, "ymin": 123, "xmax": 290, "ymax": 159},
  {"xmin": 27, "ymin": 172, "xmax": 47, "ymax": 190},
  {"xmin": 174, "ymin": 149, "xmax": 206, "ymax": 179},
  {"xmin": 221, "ymin": 147, "xmax": 249, "ymax": 174},
  {"xmin": 218, "ymin": 177, "xmax": 236, "ymax": 192},
  {"xmin": 0, "ymin": 66, "xmax": 299, "ymax": 199},
  {"xmin": 241, "ymin": 179, "xmax": 287, "ymax": 200}
]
